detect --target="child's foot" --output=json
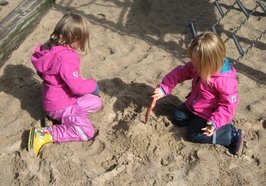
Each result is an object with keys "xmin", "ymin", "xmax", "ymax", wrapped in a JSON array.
[
  {"xmin": 42, "ymin": 115, "xmax": 60, "ymax": 127},
  {"xmin": 28, "ymin": 127, "xmax": 53, "ymax": 157},
  {"xmin": 43, "ymin": 116, "xmax": 53, "ymax": 127},
  {"xmin": 228, "ymin": 129, "xmax": 243, "ymax": 155}
]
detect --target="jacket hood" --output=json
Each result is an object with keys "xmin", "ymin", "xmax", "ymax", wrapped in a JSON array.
[
  {"xmin": 31, "ymin": 45, "xmax": 74, "ymax": 74},
  {"xmin": 216, "ymin": 58, "xmax": 236, "ymax": 78}
]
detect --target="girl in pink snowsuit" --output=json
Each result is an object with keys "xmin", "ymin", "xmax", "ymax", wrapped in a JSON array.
[
  {"xmin": 153, "ymin": 32, "xmax": 243, "ymax": 155},
  {"xmin": 28, "ymin": 13, "xmax": 103, "ymax": 157}
]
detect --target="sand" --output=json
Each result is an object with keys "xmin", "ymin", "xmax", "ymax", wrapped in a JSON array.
[{"xmin": 0, "ymin": 0, "xmax": 265, "ymax": 185}]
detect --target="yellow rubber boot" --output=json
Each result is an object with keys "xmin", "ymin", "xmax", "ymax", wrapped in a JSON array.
[{"xmin": 28, "ymin": 127, "xmax": 53, "ymax": 157}]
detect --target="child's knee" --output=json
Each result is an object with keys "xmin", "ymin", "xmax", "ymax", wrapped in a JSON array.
[
  {"xmin": 95, "ymin": 96, "xmax": 103, "ymax": 111},
  {"xmin": 87, "ymin": 95, "xmax": 103, "ymax": 111},
  {"xmin": 173, "ymin": 110, "xmax": 189, "ymax": 126}
]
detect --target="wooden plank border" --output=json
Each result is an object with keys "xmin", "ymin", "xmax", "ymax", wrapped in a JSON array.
[{"xmin": 0, "ymin": 0, "xmax": 53, "ymax": 67}]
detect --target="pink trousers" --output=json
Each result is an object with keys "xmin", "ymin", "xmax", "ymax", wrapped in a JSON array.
[{"xmin": 46, "ymin": 94, "xmax": 103, "ymax": 143}]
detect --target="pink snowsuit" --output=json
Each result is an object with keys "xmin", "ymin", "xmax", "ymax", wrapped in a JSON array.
[
  {"xmin": 160, "ymin": 59, "xmax": 238, "ymax": 130},
  {"xmin": 32, "ymin": 45, "xmax": 102, "ymax": 143}
]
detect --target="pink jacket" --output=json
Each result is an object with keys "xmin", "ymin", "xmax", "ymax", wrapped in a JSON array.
[
  {"xmin": 160, "ymin": 59, "xmax": 238, "ymax": 130},
  {"xmin": 32, "ymin": 45, "xmax": 97, "ymax": 112}
]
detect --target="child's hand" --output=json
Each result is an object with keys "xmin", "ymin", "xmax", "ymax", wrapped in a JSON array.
[
  {"xmin": 202, "ymin": 121, "xmax": 215, "ymax": 136},
  {"xmin": 152, "ymin": 87, "xmax": 165, "ymax": 101}
]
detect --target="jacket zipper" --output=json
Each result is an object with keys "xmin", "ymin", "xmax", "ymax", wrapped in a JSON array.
[{"xmin": 190, "ymin": 76, "xmax": 200, "ymax": 109}]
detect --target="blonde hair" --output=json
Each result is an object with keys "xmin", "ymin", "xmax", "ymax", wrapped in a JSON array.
[
  {"xmin": 188, "ymin": 32, "xmax": 226, "ymax": 83},
  {"xmin": 44, "ymin": 12, "xmax": 89, "ymax": 51}
]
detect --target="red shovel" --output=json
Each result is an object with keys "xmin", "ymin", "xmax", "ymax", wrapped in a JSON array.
[{"xmin": 145, "ymin": 97, "xmax": 157, "ymax": 124}]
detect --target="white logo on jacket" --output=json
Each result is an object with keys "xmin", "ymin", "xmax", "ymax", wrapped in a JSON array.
[
  {"xmin": 73, "ymin": 71, "xmax": 78, "ymax": 78},
  {"xmin": 231, "ymin": 95, "xmax": 236, "ymax": 103}
]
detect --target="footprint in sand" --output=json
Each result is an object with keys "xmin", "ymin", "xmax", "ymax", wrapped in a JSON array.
[
  {"xmin": 108, "ymin": 47, "xmax": 115, "ymax": 55},
  {"xmin": 0, "ymin": 0, "xmax": 8, "ymax": 6},
  {"xmin": 98, "ymin": 13, "xmax": 105, "ymax": 20},
  {"xmin": 261, "ymin": 119, "xmax": 266, "ymax": 129}
]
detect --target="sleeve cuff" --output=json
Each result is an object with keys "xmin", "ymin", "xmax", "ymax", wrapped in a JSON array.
[
  {"xmin": 92, "ymin": 84, "xmax": 100, "ymax": 95},
  {"xmin": 209, "ymin": 120, "xmax": 217, "ymax": 130},
  {"xmin": 160, "ymin": 86, "xmax": 167, "ymax": 96}
]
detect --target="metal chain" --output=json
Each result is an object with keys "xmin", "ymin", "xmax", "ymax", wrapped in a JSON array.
[
  {"xmin": 235, "ymin": 28, "xmax": 266, "ymax": 63},
  {"xmin": 186, "ymin": 0, "xmax": 265, "ymax": 64},
  {"xmin": 213, "ymin": 1, "xmax": 238, "ymax": 29},
  {"xmin": 224, "ymin": 1, "xmax": 261, "ymax": 43}
]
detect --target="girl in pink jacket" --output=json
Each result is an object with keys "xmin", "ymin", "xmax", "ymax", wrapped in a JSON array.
[
  {"xmin": 153, "ymin": 32, "xmax": 242, "ymax": 155},
  {"xmin": 28, "ymin": 13, "xmax": 103, "ymax": 157}
]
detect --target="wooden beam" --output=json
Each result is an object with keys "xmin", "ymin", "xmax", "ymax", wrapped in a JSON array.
[{"xmin": 0, "ymin": 0, "xmax": 53, "ymax": 67}]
